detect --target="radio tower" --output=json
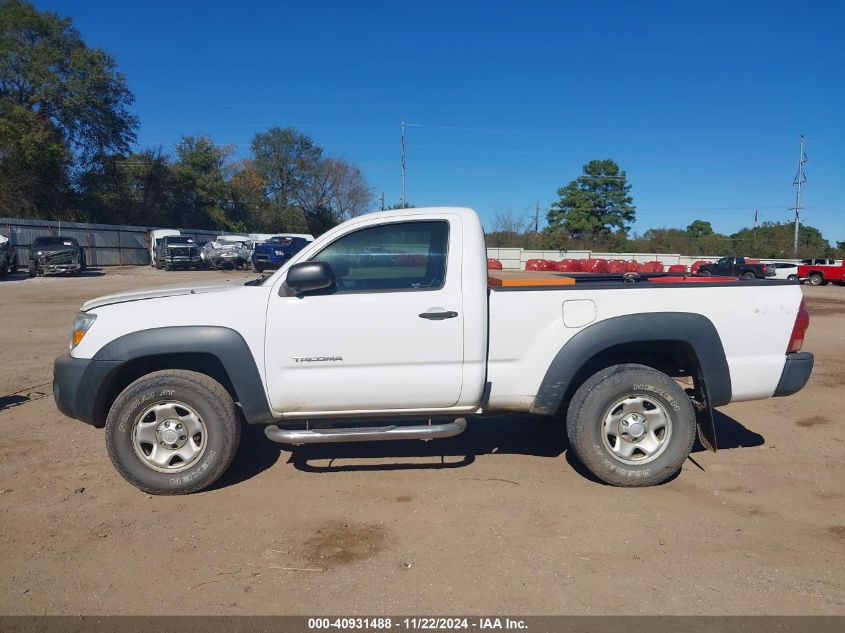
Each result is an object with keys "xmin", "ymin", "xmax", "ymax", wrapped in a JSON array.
[{"xmin": 792, "ymin": 135, "xmax": 807, "ymax": 257}]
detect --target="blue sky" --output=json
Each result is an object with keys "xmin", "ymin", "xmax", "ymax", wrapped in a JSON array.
[{"xmin": 42, "ymin": 0, "xmax": 845, "ymax": 242}]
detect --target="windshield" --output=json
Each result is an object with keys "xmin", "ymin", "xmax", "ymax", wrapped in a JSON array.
[
  {"xmin": 33, "ymin": 237, "xmax": 75, "ymax": 247},
  {"xmin": 268, "ymin": 236, "xmax": 294, "ymax": 245},
  {"xmin": 166, "ymin": 237, "xmax": 194, "ymax": 244}
]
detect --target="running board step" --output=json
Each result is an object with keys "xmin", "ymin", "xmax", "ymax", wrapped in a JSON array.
[{"xmin": 264, "ymin": 418, "xmax": 467, "ymax": 445}]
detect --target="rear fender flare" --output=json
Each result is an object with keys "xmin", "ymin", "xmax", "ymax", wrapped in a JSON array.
[{"xmin": 531, "ymin": 312, "xmax": 732, "ymax": 416}]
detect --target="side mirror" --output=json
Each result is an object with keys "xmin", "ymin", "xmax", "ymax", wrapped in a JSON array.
[{"xmin": 285, "ymin": 261, "xmax": 335, "ymax": 295}]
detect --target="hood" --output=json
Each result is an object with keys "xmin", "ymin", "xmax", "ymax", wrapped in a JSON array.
[
  {"xmin": 81, "ymin": 280, "xmax": 245, "ymax": 312},
  {"xmin": 34, "ymin": 244, "xmax": 77, "ymax": 253}
]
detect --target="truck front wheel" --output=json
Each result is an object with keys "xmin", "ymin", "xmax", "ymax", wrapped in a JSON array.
[
  {"xmin": 809, "ymin": 273, "xmax": 824, "ymax": 286},
  {"xmin": 566, "ymin": 364, "xmax": 696, "ymax": 487},
  {"xmin": 105, "ymin": 370, "xmax": 241, "ymax": 495}
]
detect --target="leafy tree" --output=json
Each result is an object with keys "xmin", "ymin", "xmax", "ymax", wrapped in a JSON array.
[
  {"xmin": 0, "ymin": 100, "xmax": 70, "ymax": 216},
  {"xmin": 730, "ymin": 222, "xmax": 830, "ymax": 259},
  {"xmin": 251, "ymin": 126, "xmax": 322, "ymax": 216},
  {"xmin": 686, "ymin": 219, "xmax": 714, "ymax": 238},
  {"xmin": 0, "ymin": 0, "xmax": 137, "ymax": 166},
  {"xmin": 547, "ymin": 159, "xmax": 635, "ymax": 236},
  {"xmin": 78, "ymin": 149, "xmax": 175, "ymax": 226},
  {"xmin": 251, "ymin": 127, "xmax": 372, "ymax": 235},
  {"xmin": 171, "ymin": 136, "xmax": 234, "ymax": 230}
]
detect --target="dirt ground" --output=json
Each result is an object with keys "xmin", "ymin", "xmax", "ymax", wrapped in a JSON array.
[{"xmin": 0, "ymin": 266, "xmax": 843, "ymax": 615}]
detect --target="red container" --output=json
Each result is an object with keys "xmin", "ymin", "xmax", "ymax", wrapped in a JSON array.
[
  {"xmin": 667, "ymin": 264, "xmax": 688, "ymax": 273},
  {"xmin": 690, "ymin": 260, "xmax": 711, "ymax": 274},
  {"xmin": 581, "ymin": 258, "xmax": 609, "ymax": 273},
  {"xmin": 487, "ymin": 258, "xmax": 503, "ymax": 270},
  {"xmin": 625, "ymin": 260, "xmax": 639, "ymax": 272},
  {"xmin": 554, "ymin": 259, "xmax": 581, "ymax": 272},
  {"xmin": 637, "ymin": 261, "xmax": 665, "ymax": 273},
  {"xmin": 607, "ymin": 259, "xmax": 629, "ymax": 273},
  {"xmin": 525, "ymin": 258, "xmax": 553, "ymax": 271}
]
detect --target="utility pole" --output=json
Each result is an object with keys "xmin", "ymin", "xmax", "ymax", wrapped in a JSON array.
[
  {"xmin": 378, "ymin": 192, "xmax": 385, "ymax": 211},
  {"xmin": 400, "ymin": 122, "xmax": 406, "ymax": 208},
  {"xmin": 533, "ymin": 202, "xmax": 540, "ymax": 233},
  {"xmin": 792, "ymin": 135, "xmax": 807, "ymax": 257},
  {"xmin": 754, "ymin": 209, "xmax": 758, "ymax": 229}
]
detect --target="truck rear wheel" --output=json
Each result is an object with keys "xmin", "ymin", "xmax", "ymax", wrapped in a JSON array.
[
  {"xmin": 566, "ymin": 364, "xmax": 696, "ymax": 487},
  {"xmin": 105, "ymin": 370, "xmax": 241, "ymax": 495},
  {"xmin": 809, "ymin": 273, "xmax": 824, "ymax": 286},
  {"xmin": 741, "ymin": 271, "xmax": 756, "ymax": 279}
]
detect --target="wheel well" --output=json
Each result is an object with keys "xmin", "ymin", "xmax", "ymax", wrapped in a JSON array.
[
  {"xmin": 808, "ymin": 270, "xmax": 824, "ymax": 278},
  {"xmin": 560, "ymin": 340, "xmax": 703, "ymax": 414},
  {"xmin": 93, "ymin": 353, "xmax": 238, "ymax": 427}
]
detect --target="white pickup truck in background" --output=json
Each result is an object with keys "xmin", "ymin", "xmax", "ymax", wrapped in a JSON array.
[{"xmin": 53, "ymin": 207, "xmax": 813, "ymax": 494}]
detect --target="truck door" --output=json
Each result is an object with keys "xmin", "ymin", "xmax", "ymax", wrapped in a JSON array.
[{"xmin": 264, "ymin": 216, "xmax": 465, "ymax": 413}]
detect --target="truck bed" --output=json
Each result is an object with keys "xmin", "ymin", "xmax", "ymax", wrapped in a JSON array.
[{"xmin": 485, "ymin": 273, "xmax": 803, "ymax": 411}]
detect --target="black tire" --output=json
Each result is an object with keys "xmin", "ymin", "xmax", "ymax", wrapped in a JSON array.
[
  {"xmin": 697, "ymin": 269, "xmax": 711, "ymax": 277},
  {"xmin": 10, "ymin": 259, "xmax": 17, "ymax": 273},
  {"xmin": 105, "ymin": 370, "xmax": 241, "ymax": 495},
  {"xmin": 28, "ymin": 260, "xmax": 37, "ymax": 277},
  {"xmin": 809, "ymin": 273, "xmax": 823, "ymax": 286},
  {"xmin": 566, "ymin": 364, "xmax": 696, "ymax": 487},
  {"xmin": 252, "ymin": 263, "xmax": 263, "ymax": 273},
  {"xmin": 741, "ymin": 271, "xmax": 756, "ymax": 279},
  {"xmin": 787, "ymin": 274, "xmax": 798, "ymax": 281}
]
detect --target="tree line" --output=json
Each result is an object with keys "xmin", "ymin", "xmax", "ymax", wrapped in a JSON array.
[
  {"xmin": 487, "ymin": 159, "xmax": 844, "ymax": 259},
  {"xmin": 0, "ymin": 0, "xmax": 372, "ymax": 234}
]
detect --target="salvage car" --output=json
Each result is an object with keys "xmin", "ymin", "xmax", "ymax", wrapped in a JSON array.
[
  {"xmin": 155, "ymin": 235, "xmax": 202, "ymax": 271},
  {"xmin": 251, "ymin": 235, "xmax": 312, "ymax": 272},
  {"xmin": 0, "ymin": 235, "xmax": 17, "ymax": 276},
  {"xmin": 202, "ymin": 238, "xmax": 242, "ymax": 269},
  {"xmin": 53, "ymin": 207, "xmax": 813, "ymax": 495},
  {"xmin": 28, "ymin": 236, "xmax": 85, "ymax": 277}
]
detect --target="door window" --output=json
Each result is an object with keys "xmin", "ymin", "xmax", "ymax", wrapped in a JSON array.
[{"xmin": 311, "ymin": 221, "xmax": 449, "ymax": 292}]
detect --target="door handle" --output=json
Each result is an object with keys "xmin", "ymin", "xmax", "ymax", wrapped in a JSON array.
[{"xmin": 419, "ymin": 309, "xmax": 459, "ymax": 320}]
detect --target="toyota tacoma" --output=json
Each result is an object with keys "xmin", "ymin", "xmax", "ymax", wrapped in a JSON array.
[{"xmin": 53, "ymin": 208, "xmax": 813, "ymax": 494}]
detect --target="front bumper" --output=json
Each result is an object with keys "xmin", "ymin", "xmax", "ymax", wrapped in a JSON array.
[
  {"xmin": 773, "ymin": 352, "xmax": 814, "ymax": 397},
  {"xmin": 162, "ymin": 256, "xmax": 201, "ymax": 266},
  {"xmin": 40, "ymin": 263, "xmax": 81, "ymax": 274},
  {"xmin": 253, "ymin": 253, "xmax": 286, "ymax": 267},
  {"xmin": 53, "ymin": 353, "xmax": 121, "ymax": 426}
]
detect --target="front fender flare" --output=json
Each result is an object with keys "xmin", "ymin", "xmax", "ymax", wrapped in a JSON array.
[{"xmin": 92, "ymin": 326, "xmax": 274, "ymax": 424}]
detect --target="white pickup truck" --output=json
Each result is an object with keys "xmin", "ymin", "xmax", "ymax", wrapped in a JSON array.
[{"xmin": 53, "ymin": 207, "xmax": 813, "ymax": 494}]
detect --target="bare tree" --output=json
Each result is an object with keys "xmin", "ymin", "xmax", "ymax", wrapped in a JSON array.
[
  {"xmin": 491, "ymin": 207, "xmax": 527, "ymax": 234},
  {"xmin": 323, "ymin": 158, "xmax": 373, "ymax": 220}
]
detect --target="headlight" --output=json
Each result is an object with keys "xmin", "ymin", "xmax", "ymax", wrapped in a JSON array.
[
  {"xmin": 275, "ymin": 250, "xmax": 284, "ymax": 256},
  {"xmin": 70, "ymin": 312, "xmax": 96, "ymax": 350},
  {"xmin": 37, "ymin": 251, "xmax": 43, "ymax": 255}
]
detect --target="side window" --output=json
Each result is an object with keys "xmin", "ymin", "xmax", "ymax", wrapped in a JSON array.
[
  {"xmin": 736, "ymin": 257, "xmax": 744, "ymax": 264},
  {"xmin": 312, "ymin": 220, "xmax": 449, "ymax": 292}
]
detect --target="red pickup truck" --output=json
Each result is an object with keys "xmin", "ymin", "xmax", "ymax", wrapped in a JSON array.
[{"xmin": 798, "ymin": 260, "xmax": 845, "ymax": 285}]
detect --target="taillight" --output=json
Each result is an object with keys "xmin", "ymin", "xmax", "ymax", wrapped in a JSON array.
[
  {"xmin": 761, "ymin": 264, "xmax": 767, "ymax": 274},
  {"xmin": 787, "ymin": 298, "xmax": 810, "ymax": 353}
]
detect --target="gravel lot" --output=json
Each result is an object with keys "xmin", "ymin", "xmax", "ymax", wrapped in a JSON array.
[{"xmin": 0, "ymin": 266, "xmax": 843, "ymax": 615}]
